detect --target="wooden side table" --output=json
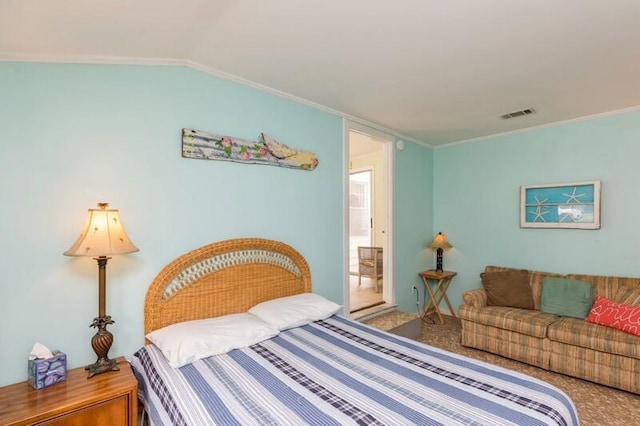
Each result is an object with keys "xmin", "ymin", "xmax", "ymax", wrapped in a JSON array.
[
  {"xmin": 0, "ymin": 356, "xmax": 137, "ymax": 425},
  {"xmin": 419, "ymin": 269, "xmax": 457, "ymax": 324}
]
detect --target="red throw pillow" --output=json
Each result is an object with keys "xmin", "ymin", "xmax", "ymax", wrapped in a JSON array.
[{"xmin": 585, "ymin": 295, "xmax": 640, "ymax": 336}]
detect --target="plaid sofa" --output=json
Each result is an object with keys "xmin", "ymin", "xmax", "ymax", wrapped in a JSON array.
[{"xmin": 459, "ymin": 266, "xmax": 640, "ymax": 394}]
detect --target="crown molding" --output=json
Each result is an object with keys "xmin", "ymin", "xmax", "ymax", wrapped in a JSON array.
[
  {"xmin": 435, "ymin": 105, "xmax": 640, "ymax": 149},
  {"xmin": 0, "ymin": 53, "xmax": 429, "ymax": 148},
  {"xmin": 0, "ymin": 53, "xmax": 186, "ymax": 66},
  {"xmin": 186, "ymin": 61, "xmax": 429, "ymax": 148}
]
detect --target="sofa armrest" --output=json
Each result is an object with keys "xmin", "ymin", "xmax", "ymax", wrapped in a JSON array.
[{"xmin": 462, "ymin": 289, "xmax": 488, "ymax": 308}]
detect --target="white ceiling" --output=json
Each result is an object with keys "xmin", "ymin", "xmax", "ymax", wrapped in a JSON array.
[{"xmin": 1, "ymin": 0, "xmax": 639, "ymax": 147}]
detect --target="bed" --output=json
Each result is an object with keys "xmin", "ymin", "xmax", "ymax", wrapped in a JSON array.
[{"xmin": 131, "ymin": 238, "xmax": 580, "ymax": 425}]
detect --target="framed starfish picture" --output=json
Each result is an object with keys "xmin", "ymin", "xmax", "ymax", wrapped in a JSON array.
[{"xmin": 520, "ymin": 181, "xmax": 601, "ymax": 229}]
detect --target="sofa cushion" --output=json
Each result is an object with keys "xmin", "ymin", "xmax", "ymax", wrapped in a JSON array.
[
  {"xmin": 528, "ymin": 270, "xmax": 567, "ymax": 311},
  {"xmin": 484, "ymin": 266, "xmax": 565, "ymax": 310},
  {"xmin": 547, "ymin": 316, "xmax": 640, "ymax": 360},
  {"xmin": 615, "ymin": 286, "xmax": 640, "ymax": 305},
  {"xmin": 566, "ymin": 273, "xmax": 640, "ymax": 300},
  {"xmin": 481, "ymin": 269, "xmax": 534, "ymax": 309},
  {"xmin": 458, "ymin": 305, "xmax": 558, "ymax": 338},
  {"xmin": 540, "ymin": 277, "xmax": 593, "ymax": 319},
  {"xmin": 585, "ymin": 296, "xmax": 640, "ymax": 336}
]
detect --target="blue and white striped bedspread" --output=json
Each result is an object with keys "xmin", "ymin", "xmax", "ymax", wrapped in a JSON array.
[{"xmin": 131, "ymin": 315, "xmax": 579, "ymax": 425}]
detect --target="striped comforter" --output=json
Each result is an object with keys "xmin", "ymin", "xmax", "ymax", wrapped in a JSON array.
[{"xmin": 131, "ymin": 315, "xmax": 579, "ymax": 425}]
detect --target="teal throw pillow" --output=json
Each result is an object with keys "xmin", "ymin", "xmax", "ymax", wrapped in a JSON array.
[{"xmin": 540, "ymin": 277, "xmax": 593, "ymax": 319}]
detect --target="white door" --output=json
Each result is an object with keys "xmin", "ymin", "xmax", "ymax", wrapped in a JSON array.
[{"xmin": 349, "ymin": 170, "xmax": 373, "ymax": 273}]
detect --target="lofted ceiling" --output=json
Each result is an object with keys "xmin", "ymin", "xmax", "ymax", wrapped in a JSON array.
[{"xmin": 1, "ymin": 0, "xmax": 639, "ymax": 147}]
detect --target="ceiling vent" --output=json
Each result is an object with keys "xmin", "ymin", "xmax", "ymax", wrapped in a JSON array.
[{"xmin": 500, "ymin": 108, "xmax": 536, "ymax": 120}]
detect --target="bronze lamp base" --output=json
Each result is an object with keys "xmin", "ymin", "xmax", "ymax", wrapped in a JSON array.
[{"xmin": 86, "ymin": 315, "xmax": 119, "ymax": 378}]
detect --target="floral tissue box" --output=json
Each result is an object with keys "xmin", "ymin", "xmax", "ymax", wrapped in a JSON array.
[{"xmin": 28, "ymin": 351, "xmax": 67, "ymax": 389}]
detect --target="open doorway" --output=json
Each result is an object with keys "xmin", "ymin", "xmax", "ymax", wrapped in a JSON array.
[
  {"xmin": 348, "ymin": 129, "xmax": 390, "ymax": 314},
  {"xmin": 349, "ymin": 169, "xmax": 372, "ymax": 271}
]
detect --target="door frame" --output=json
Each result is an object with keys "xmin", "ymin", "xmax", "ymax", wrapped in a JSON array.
[{"xmin": 343, "ymin": 120, "xmax": 395, "ymax": 314}]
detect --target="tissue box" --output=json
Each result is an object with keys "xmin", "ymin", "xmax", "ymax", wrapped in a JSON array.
[{"xmin": 28, "ymin": 351, "xmax": 67, "ymax": 390}]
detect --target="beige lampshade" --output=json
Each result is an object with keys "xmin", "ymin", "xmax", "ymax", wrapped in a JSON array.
[
  {"xmin": 64, "ymin": 203, "xmax": 139, "ymax": 257},
  {"xmin": 428, "ymin": 232, "xmax": 452, "ymax": 250}
]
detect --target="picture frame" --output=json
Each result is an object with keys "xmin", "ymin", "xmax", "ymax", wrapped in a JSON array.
[{"xmin": 520, "ymin": 181, "xmax": 601, "ymax": 229}]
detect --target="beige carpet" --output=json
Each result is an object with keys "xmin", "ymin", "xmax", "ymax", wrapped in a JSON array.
[{"xmin": 416, "ymin": 315, "xmax": 640, "ymax": 426}]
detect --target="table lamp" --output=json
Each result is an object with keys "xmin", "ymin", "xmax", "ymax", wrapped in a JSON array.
[
  {"xmin": 64, "ymin": 202, "xmax": 138, "ymax": 378},
  {"xmin": 428, "ymin": 232, "xmax": 452, "ymax": 272}
]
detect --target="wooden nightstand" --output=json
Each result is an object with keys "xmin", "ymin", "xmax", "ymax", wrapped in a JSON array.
[
  {"xmin": 0, "ymin": 356, "xmax": 137, "ymax": 426},
  {"xmin": 419, "ymin": 269, "xmax": 457, "ymax": 324}
]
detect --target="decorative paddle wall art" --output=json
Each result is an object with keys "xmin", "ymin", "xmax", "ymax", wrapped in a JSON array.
[
  {"xmin": 520, "ymin": 181, "xmax": 601, "ymax": 229},
  {"xmin": 182, "ymin": 128, "xmax": 318, "ymax": 171}
]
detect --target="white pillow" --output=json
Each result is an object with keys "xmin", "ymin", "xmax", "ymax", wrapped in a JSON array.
[
  {"xmin": 146, "ymin": 313, "xmax": 279, "ymax": 368},
  {"xmin": 248, "ymin": 293, "xmax": 342, "ymax": 331}
]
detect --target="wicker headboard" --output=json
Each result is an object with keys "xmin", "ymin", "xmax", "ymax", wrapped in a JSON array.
[{"xmin": 144, "ymin": 238, "xmax": 311, "ymax": 335}]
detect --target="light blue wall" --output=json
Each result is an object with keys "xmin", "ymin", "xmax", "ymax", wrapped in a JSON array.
[
  {"xmin": 434, "ymin": 110, "xmax": 640, "ymax": 311},
  {"xmin": 5, "ymin": 61, "xmax": 635, "ymax": 389},
  {"xmin": 0, "ymin": 62, "xmax": 349, "ymax": 385},
  {"xmin": 394, "ymin": 140, "xmax": 435, "ymax": 314},
  {"xmin": 0, "ymin": 62, "xmax": 435, "ymax": 386}
]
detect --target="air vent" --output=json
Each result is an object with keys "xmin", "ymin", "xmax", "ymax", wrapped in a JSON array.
[{"xmin": 500, "ymin": 108, "xmax": 536, "ymax": 120}]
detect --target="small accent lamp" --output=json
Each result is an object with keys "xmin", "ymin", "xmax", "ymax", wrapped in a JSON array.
[
  {"xmin": 64, "ymin": 203, "xmax": 138, "ymax": 378},
  {"xmin": 428, "ymin": 232, "xmax": 452, "ymax": 273}
]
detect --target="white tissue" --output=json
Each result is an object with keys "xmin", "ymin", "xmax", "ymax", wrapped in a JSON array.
[{"xmin": 29, "ymin": 342, "xmax": 54, "ymax": 360}]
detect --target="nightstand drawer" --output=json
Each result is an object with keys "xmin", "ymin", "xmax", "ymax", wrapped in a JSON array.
[{"xmin": 38, "ymin": 394, "xmax": 132, "ymax": 425}]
